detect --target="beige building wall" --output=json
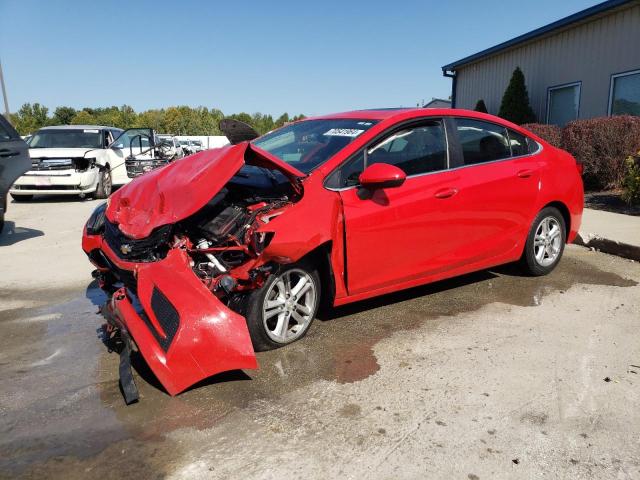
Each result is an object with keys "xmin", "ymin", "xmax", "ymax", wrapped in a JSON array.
[{"xmin": 453, "ymin": 2, "xmax": 640, "ymax": 121}]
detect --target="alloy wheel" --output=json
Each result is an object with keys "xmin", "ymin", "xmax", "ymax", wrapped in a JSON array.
[
  {"xmin": 533, "ymin": 216, "xmax": 562, "ymax": 267},
  {"xmin": 262, "ymin": 268, "xmax": 317, "ymax": 344}
]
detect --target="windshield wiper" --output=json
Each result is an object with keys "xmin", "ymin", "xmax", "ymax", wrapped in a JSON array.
[{"xmin": 260, "ymin": 166, "xmax": 280, "ymax": 187}]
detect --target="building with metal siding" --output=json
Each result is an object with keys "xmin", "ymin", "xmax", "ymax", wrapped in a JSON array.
[{"xmin": 442, "ymin": 0, "xmax": 640, "ymax": 125}]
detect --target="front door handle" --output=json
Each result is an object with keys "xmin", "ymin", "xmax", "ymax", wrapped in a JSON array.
[
  {"xmin": 517, "ymin": 169, "xmax": 535, "ymax": 178},
  {"xmin": 0, "ymin": 149, "xmax": 19, "ymax": 158},
  {"xmin": 434, "ymin": 187, "xmax": 458, "ymax": 199}
]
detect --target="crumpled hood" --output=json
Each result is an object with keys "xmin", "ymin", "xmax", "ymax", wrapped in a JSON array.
[
  {"xmin": 106, "ymin": 143, "xmax": 304, "ymax": 239},
  {"xmin": 29, "ymin": 147, "xmax": 98, "ymax": 159}
]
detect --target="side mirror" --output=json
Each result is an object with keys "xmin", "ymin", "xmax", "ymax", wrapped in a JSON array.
[{"xmin": 359, "ymin": 163, "xmax": 406, "ymax": 189}]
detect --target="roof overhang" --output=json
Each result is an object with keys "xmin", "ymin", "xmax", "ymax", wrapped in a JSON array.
[{"xmin": 441, "ymin": 0, "xmax": 635, "ymax": 72}]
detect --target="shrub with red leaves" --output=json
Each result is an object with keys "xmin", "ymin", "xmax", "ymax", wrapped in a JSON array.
[
  {"xmin": 562, "ymin": 116, "xmax": 640, "ymax": 190},
  {"xmin": 521, "ymin": 123, "xmax": 562, "ymax": 147},
  {"xmin": 523, "ymin": 116, "xmax": 640, "ymax": 190}
]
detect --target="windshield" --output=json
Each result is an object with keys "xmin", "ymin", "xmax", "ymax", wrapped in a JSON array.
[
  {"xmin": 28, "ymin": 129, "xmax": 102, "ymax": 149},
  {"xmin": 253, "ymin": 119, "xmax": 378, "ymax": 174}
]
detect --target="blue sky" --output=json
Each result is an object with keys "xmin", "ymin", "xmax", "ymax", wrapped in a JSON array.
[{"xmin": 0, "ymin": 0, "xmax": 600, "ymax": 117}]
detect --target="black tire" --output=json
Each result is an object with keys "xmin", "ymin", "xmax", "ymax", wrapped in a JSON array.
[
  {"xmin": 519, "ymin": 206, "xmax": 566, "ymax": 276},
  {"xmin": 0, "ymin": 213, "xmax": 4, "ymax": 234},
  {"xmin": 94, "ymin": 168, "xmax": 112, "ymax": 199},
  {"xmin": 10, "ymin": 194, "xmax": 33, "ymax": 202},
  {"xmin": 242, "ymin": 261, "xmax": 321, "ymax": 351}
]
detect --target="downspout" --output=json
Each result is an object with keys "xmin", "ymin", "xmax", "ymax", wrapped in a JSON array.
[{"xmin": 442, "ymin": 69, "xmax": 457, "ymax": 108}]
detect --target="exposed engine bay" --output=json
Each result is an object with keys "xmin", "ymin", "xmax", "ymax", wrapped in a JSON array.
[{"xmin": 101, "ymin": 165, "xmax": 299, "ymax": 306}]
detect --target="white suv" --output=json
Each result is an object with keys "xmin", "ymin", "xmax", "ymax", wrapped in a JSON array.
[{"xmin": 10, "ymin": 126, "xmax": 172, "ymax": 200}]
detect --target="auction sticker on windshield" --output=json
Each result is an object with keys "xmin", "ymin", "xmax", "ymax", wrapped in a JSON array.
[{"xmin": 323, "ymin": 128, "xmax": 364, "ymax": 137}]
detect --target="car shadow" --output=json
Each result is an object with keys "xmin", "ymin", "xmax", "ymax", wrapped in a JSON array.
[{"xmin": 0, "ymin": 221, "xmax": 44, "ymax": 246}]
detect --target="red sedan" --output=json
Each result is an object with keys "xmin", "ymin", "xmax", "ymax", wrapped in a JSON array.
[{"xmin": 82, "ymin": 108, "xmax": 583, "ymax": 401}]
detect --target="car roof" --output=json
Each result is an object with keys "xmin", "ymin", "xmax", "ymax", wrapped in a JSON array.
[
  {"xmin": 37, "ymin": 125, "xmax": 118, "ymax": 131},
  {"xmin": 309, "ymin": 107, "xmax": 468, "ymax": 121}
]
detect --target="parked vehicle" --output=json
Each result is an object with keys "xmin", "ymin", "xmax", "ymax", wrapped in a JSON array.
[
  {"xmin": 156, "ymin": 135, "xmax": 183, "ymax": 160},
  {"xmin": 82, "ymin": 109, "xmax": 584, "ymax": 402},
  {"xmin": 191, "ymin": 140, "xmax": 203, "ymax": 152},
  {"xmin": 178, "ymin": 139, "xmax": 194, "ymax": 155},
  {"xmin": 0, "ymin": 114, "xmax": 30, "ymax": 232},
  {"xmin": 11, "ymin": 126, "xmax": 174, "ymax": 200}
]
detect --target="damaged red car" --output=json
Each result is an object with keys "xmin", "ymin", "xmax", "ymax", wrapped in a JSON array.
[{"xmin": 82, "ymin": 108, "xmax": 583, "ymax": 402}]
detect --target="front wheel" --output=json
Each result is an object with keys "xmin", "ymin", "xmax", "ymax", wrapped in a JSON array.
[
  {"xmin": 94, "ymin": 168, "xmax": 112, "ymax": 199},
  {"xmin": 519, "ymin": 207, "xmax": 566, "ymax": 276},
  {"xmin": 242, "ymin": 262, "xmax": 321, "ymax": 351}
]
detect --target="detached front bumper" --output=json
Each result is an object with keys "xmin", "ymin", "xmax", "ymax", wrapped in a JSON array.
[
  {"xmin": 10, "ymin": 169, "xmax": 98, "ymax": 195},
  {"xmin": 85, "ymin": 235, "xmax": 258, "ymax": 397}
]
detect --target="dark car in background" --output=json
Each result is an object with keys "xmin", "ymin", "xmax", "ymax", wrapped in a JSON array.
[{"xmin": 0, "ymin": 114, "xmax": 30, "ymax": 232}]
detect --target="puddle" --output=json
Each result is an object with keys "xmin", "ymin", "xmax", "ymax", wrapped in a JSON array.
[{"xmin": 0, "ymin": 249, "xmax": 636, "ymax": 477}]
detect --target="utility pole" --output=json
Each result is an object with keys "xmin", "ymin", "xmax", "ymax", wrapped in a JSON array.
[{"xmin": 0, "ymin": 57, "xmax": 10, "ymax": 118}]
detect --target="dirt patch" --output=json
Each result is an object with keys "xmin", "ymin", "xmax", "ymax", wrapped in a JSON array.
[{"xmin": 584, "ymin": 190, "xmax": 640, "ymax": 216}]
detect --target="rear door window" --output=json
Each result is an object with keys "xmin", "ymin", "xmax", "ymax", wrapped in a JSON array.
[
  {"xmin": 507, "ymin": 129, "xmax": 530, "ymax": 156},
  {"xmin": 455, "ymin": 119, "xmax": 510, "ymax": 165}
]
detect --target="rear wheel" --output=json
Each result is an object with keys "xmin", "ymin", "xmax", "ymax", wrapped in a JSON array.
[
  {"xmin": 94, "ymin": 168, "xmax": 112, "ymax": 199},
  {"xmin": 519, "ymin": 207, "xmax": 566, "ymax": 276},
  {"xmin": 242, "ymin": 262, "xmax": 321, "ymax": 351},
  {"xmin": 10, "ymin": 194, "xmax": 33, "ymax": 202}
]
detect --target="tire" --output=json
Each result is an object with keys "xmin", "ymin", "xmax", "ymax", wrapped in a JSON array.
[
  {"xmin": 0, "ymin": 213, "xmax": 4, "ymax": 234},
  {"xmin": 242, "ymin": 261, "xmax": 321, "ymax": 351},
  {"xmin": 94, "ymin": 168, "xmax": 112, "ymax": 199},
  {"xmin": 519, "ymin": 207, "xmax": 566, "ymax": 276},
  {"xmin": 10, "ymin": 194, "xmax": 33, "ymax": 202}
]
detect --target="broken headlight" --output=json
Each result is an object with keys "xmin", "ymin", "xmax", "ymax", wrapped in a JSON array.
[{"xmin": 86, "ymin": 202, "xmax": 107, "ymax": 235}]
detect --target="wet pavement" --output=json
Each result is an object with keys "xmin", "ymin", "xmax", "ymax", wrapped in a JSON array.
[{"xmin": 1, "ymin": 243, "xmax": 639, "ymax": 479}]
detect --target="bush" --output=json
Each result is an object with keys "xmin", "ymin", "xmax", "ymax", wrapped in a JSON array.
[
  {"xmin": 561, "ymin": 116, "xmax": 640, "ymax": 190},
  {"xmin": 622, "ymin": 153, "xmax": 640, "ymax": 205},
  {"xmin": 521, "ymin": 123, "xmax": 562, "ymax": 147},
  {"xmin": 523, "ymin": 116, "xmax": 640, "ymax": 191},
  {"xmin": 474, "ymin": 99, "xmax": 488, "ymax": 113}
]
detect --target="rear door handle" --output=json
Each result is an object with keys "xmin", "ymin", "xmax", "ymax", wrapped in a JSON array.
[
  {"xmin": 434, "ymin": 187, "xmax": 458, "ymax": 199},
  {"xmin": 0, "ymin": 149, "xmax": 19, "ymax": 158},
  {"xmin": 517, "ymin": 169, "xmax": 535, "ymax": 178}
]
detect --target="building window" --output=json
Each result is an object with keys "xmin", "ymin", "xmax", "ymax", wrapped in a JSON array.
[
  {"xmin": 547, "ymin": 82, "xmax": 581, "ymax": 126},
  {"xmin": 609, "ymin": 70, "xmax": 640, "ymax": 116}
]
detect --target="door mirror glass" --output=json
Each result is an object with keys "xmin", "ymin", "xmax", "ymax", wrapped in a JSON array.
[{"xmin": 359, "ymin": 163, "xmax": 406, "ymax": 189}]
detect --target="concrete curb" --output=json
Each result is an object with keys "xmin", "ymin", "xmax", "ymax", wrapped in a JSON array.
[{"xmin": 574, "ymin": 233, "xmax": 640, "ymax": 261}]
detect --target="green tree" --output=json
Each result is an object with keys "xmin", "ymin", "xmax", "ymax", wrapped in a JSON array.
[
  {"xmin": 498, "ymin": 67, "xmax": 536, "ymax": 124},
  {"xmin": 51, "ymin": 106, "xmax": 77, "ymax": 125},
  {"xmin": 136, "ymin": 108, "xmax": 166, "ymax": 132},
  {"xmin": 71, "ymin": 110, "xmax": 97, "ymax": 125},
  {"xmin": 474, "ymin": 99, "xmax": 488, "ymax": 113},
  {"xmin": 275, "ymin": 112, "xmax": 290, "ymax": 128},
  {"xmin": 11, "ymin": 103, "xmax": 49, "ymax": 134}
]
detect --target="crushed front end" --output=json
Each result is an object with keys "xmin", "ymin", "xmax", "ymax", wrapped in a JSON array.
[{"xmin": 82, "ymin": 144, "xmax": 305, "ymax": 400}]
